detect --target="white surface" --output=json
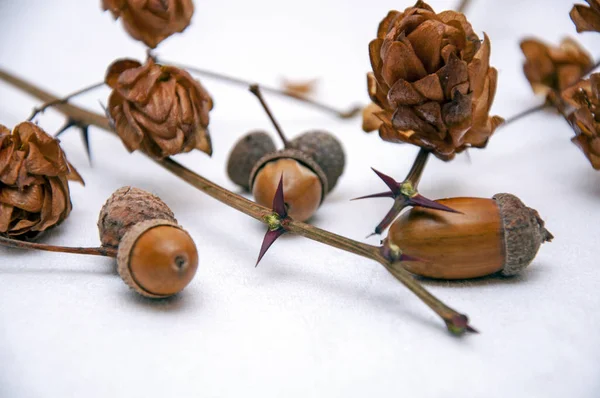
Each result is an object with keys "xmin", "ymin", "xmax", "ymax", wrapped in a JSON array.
[{"xmin": 1, "ymin": 0, "xmax": 599, "ymax": 397}]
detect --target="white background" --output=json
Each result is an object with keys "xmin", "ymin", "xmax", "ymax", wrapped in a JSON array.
[{"xmin": 1, "ymin": 0, "xmax": 599, "ymax": 397}]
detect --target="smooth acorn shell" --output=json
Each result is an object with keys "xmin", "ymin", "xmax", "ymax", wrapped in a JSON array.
[
  {"xmin": 252, "ymin": 158, "xmax": 322, "ymax": 222},
  {"xmin": 227, "ymin": 131, "xmax": 276, "ymax": 191},
  {"xmin": 117, "ymin": 219, "xmax": 199, "ymax": 298},
  {"xmin": 388, "ymin": 195, "xmax": 552, "ymax": 279},
  {"xmin": 290, "ymin": 131, "xmax": 345, "ymax": 191}
]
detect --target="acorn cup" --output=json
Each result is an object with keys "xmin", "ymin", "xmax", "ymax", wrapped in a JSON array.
[
  {"xmin": 383, "ymin": 193, "xmax": 553, "ymax": 280},
  {"xmin": 226, "ymin": 85, "xmax": 345, "ymax": 222},
  {"xmin": 0, "ymin": 186, "xmax": 199, "ymax": 299}
]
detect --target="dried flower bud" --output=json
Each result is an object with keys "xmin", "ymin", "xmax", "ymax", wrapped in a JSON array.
[
  {"xmin": 562, "ymin": 73, "xmax": 600, "ymax": 169},
  {"xmin": 520, "ymin": 37, "xmax": 593, "ymax": 96},
  {"xmin": 570, "ymin": 0, "xmax": 600, "ymax": 33},
  {"xmin": 105, "ymin": 58, "xmax": 213, "ymax": 159},
  {"xmin": 102, "ymin": 0, "xmax": 194, "ymax": 49},
  {"xmin": 0, "ymin": 122, "xmax": 83, "ymax": 239},
  {"xmin": 364, "ymin": 1, "xmax": 503, "ymax": 161}
]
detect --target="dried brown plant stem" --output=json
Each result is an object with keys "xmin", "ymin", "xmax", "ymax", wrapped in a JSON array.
[
  {"xmin": 28, "ymin": 81, "xmax": 105, "ymax": 121},
  {"xmin": 249, "ymin": 84, "xmax": 290, "ymax": 147},
  {"xmin": 0, "ymin": 67, "xmax": 473, "ymax": 335},
  {"xmin": 0, "ymin": 235, "xmax": 117, "ymax": 257},
  {"xmin": 456, "ymin": 0, "xmax": 472, "ymax": 14},
  {"xmin": 405, "ymin": 148, "xmax": 430, "ymax": 188},
  {"xmin": 157, "ymin": 58, "xmax": 362, "ymax": 119}
]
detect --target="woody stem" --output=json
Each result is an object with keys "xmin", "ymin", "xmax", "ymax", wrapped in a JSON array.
[
  {"xmin": 405, "ymin": 148, "xmax": 430, "ymax": 188},
  {"xmin": 456, "ymin": 0, "xmax": 472, "ymax": 14},
  {"xmin": 0, "ymin": 235, "xmax": 117, "ymax": 257},
  {"xmin": 0, "ymin": 68, "xmax": 473, "ymax": 335},
  {"xmin": 249, "ymin": 84, "xmax": 290, "ymax": 148},
  {"xmin": 156, "ymin": 58, "xmax": 362, "ymax": 119},
  {"xmin": 28, "ymin": 81, "xmax": 105, "ymax": 121}
]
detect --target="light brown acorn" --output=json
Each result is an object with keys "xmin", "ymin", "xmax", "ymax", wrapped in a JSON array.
[
  {"xmin": 384, "ymin": 194, "xmax": 553, "ymax": 280},
  {"xmin": 98, "ymin": 187, "xmax": 199, "ymax": 298},
  {"xmin": 0, "ymin": 187, "xmax": 198, "ymax": 299},
  {"xmin": 226, "ymin": 85, "xmax": 345, "ymax": 222}
]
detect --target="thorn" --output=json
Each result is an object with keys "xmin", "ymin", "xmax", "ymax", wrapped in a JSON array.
[
  {"xmin": 365, "ymin": 232, "xmax": 377, "ymax": 239},
  {"xmin": 372, "ymin": 198, "xmax": 409, "ymax": 236},
  {"xmin": 466, "ymin": 325, "xmax": 479, "ymax": 334},
  {"xmin": 409, "ymin": 194, "xmax": 462, "ymax": 214},
  {"xmin": 371, "ymin": 167, "xmax": 401, "ymax": 195},
  {"xmin": 256, "ymin": 228, "xmax": 285, "ymax": 267},
  {"xmin": 272, "ymin": 174, "xmax": 287, "ymax": 217},
  {"xmin": 55, "ymin": 119, "xmax": 93, "ymax": 166},
  {"xmin": 351, "ymin": 191, "xmax": 395, "ymax": 201},
  {"xmin": 446, "ymin": 314, "xmax": 477, "ymax": 336}
]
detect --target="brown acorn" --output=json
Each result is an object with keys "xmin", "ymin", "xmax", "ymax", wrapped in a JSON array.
[
  {"xmin": 228, "ymin": 84, "xmax": 346, "ymax": 222},
  {"xmin": 226, "ymin": 131, "xmax": 276, "ymax": 191},
  {"xmin": 98, "ymin": 186, "xmax": 198, "ymax": 298},
  {"xmin": 250, "ymin": 149, "xmax": 327, "ymax": 222},
  {"xmin": 290, "ymin": 131, "xmax": 345, "ymax": 191},
  {"xmin": 385, "ymin": 193, "xmax": 553, "ymax": 280}
]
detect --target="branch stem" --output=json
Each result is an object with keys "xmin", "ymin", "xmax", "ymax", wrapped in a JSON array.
[
  {"xmin": 249, "ymin": 84, "xmax": 290, "ymax": 148},
  {"xmin": 0, "ymin": 67, "xmax": 471, "ymax": 334},
  {"xmin": 456, "ymin": 0, "xmax": 472, "ymax": 14},
  {"xmin": 0, "ymin": 235, "xmax": 117, "ymax": 257},
  {"xmin": 405, "ymin": 148, "xmax": 430, "ymax": 188},
  {"xmin": 28, "ymin": 81, "xmax": 105, "ymax": 121},
  {"xmin": 156, "ymin": 58, "xmax": 362, "ymax": 119}
]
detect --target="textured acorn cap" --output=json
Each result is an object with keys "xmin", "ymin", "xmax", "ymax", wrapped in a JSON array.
[
  {"xmin": 98, "ymin": 187, "xmax": 176, "ymax": 249},
  {"xmin": 290, "ymin": 131, "xmax": 345, "ymax": 191},
  {"xmin": 117, "ymin": 219, "xmax": 197, "ymax": 299},
  {"xmin": 493, "ymin": 193, "xmax": 553, "ymax": 276},
  {"xmin": 249, "ymin": 148, "xmax": 329, "ymax": 201},
  {"xmin": 227, "ymin": 131, "xmax": 276, "ymax": 191}
]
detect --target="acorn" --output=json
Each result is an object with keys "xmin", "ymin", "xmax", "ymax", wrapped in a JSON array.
[
  {"xmin": 289, "ymin": 131, "xmax": 345, "ymax": 191},
  {"xmin": 226, "ymin": 84, "xmax": 345, "ymax": 222},
  {"xmin": 250, "ymin": 149, "xmax": 327, "ymax": 221},
  {"xmin": 226, "ymin": 131, "xmax": 276, "ymax": 191},
  {"xmin": 98, "ymin": 186, "xmax": 199, "ymax": 298},
  {"xmin": 385, "ymin": 194, "xmax": 553, "ymax": 280}
]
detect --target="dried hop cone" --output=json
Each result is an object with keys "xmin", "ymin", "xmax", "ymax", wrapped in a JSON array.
[
  {"xmin": 0, "ymin": 122, "xmax": 83, "ymax": 239},
  {"xmin": 571, "ymin": 0, "xmax": 600, "ymax": 33},
  {"xmin": 364, "ymin": 1, "xmax": 503, "ymax": 161},
  {"xmin": 102, "ymin": 0, "xmax": 194, "ymax": 49},
  {"xmin": 562, "ymin": 73, "xmax": 600, "ymax": 169},
  {"xmin": 520, "ymin": 37, "xmax": 593, "ymax": 96},
  {"xmin": 105, "ymin": 58, "xmax": 213, "ymax": 159}
]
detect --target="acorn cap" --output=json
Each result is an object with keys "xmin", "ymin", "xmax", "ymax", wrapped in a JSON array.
[
  {"xmin": 249, "ymin": 148, "xmax": 329, "ymax": 201},
  {"xmin": 98, "ymin": 186, "xmax": 176, "ymax": 249},
  {"xmin": 117, "ymin": 219, "xmax": 198, "ymax": 299},
  {"xmin": 227, "ymin": 131, "xmax": 276, "ymax": 191},
  {"xmin": 493, "ymin": 193, "xmax": 554, "ymax": 276},
  {"xmin": 290, "ymin": 131, "xmax": 345, "ymax": 191}
]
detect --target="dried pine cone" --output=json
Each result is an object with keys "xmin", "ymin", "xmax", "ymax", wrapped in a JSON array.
[
  {"xmin": 0, "ymin": 122, "xmax": 83, "ymax": 239},
  {"xmin": 520, "ymin": 37, "xmax": 593, "ymax": 97},
  {"xmin": 102, "ymin": 0, "xmax": 194, "ymax": 49},
  {"xmin": 105, "ymin": 58, "xmax": 213, "ymax": 159},
  {"xmin": 562, "ymin": 73, "xmax": 600, "ymax": 169},
  {"xmin": 571, "ymin": 1, "xmax": 600, "ymax": 33},
  {"xmin": 363, "ymin": 1, "xmax": 503, "ymax": 161}
]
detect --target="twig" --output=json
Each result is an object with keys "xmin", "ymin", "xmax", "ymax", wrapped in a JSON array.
[
  {"xmin": 0, "ymin": 235, "xmax": 117, "ymax": 257},
  {"xmin": 157, "ymin": 58, "xmax": 363, "ymax": 119},
  {"xmin": 0, "ymin": 67, "xmax": 475, "ymax": 335},
  {"xmin": 28, "ymin": 81, "xmax": 105, "ymax": 121}
]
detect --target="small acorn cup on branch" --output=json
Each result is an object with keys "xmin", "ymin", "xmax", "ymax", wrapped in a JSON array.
[
  {"xmin": 383, "ymin": 194, "xmax": 553, "ymax": 280},
  {"xmin": 0, "ymin": 186, "xmax": 199, "ymax": 299},
  {"xmin": 226, "ymin": 84, "xmax": 345, "ymax": 222}
]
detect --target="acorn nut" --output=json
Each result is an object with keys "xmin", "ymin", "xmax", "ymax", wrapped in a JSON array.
[
  {"xmin": 250, "ymin": 149, "xmax": 327, "ymax": 222},
  {"xmin": 386, "ymin": 194, "xmax": 553, "ymax": 280},
  {"xmin": 227, "ymin": 131, "xmax": 276, "ymax": 191},
  {"xmin": 99, "ymin": 187, "xmax": 199, "ymax": 298}
]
